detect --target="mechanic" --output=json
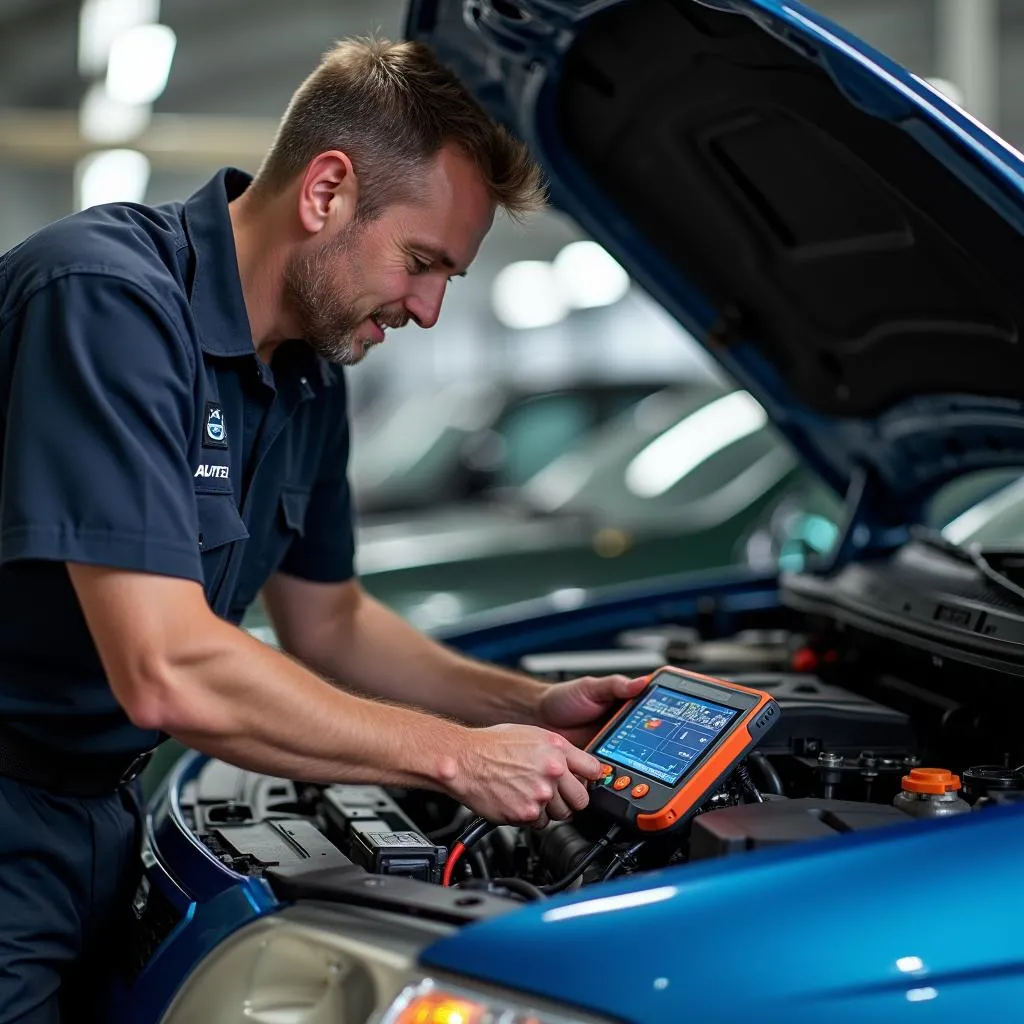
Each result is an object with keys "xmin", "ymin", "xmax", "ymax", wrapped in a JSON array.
[{"xmin": 0, "ymin": 38, "xmax": 645, "ymax": 1024}]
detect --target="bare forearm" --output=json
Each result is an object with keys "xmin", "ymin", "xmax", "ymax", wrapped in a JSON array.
[
  {"xmin": 286, "ymin": 585, "xmax": 546, "ymax": 727},
  {"xmin": 160, "ymin": 618, "xmax": 465, "ymax": 787}
]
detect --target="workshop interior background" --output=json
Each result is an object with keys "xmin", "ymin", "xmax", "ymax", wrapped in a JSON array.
[{"xmin": 0, "ymin": 0, "xmax": 1015, "ymax": 579}]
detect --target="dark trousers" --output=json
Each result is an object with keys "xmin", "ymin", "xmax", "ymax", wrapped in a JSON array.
[{"xmin": 0, "ymin": 777, "xmax": 140, "ymax": 1024}]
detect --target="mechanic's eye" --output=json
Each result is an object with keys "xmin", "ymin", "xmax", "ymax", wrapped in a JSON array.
[{"xmin": 410, "ymin": 257, "xmax": 431, "ymax": 275}]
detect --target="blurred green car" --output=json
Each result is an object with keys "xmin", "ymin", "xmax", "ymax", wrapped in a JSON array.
[
  {"xmin": 349, "ymin": 377, "xmax": 676, "ymax": 514},
  {"xmin": 243, "ymin": 385, "xmax": 842, "ymax": 638}
]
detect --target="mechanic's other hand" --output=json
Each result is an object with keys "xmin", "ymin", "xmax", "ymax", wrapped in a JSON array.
[
  {"xmin": 448, "ymin": 724, "xmax": 601, "ymax": 826},
  {"xmin": 537, "ymin": 674, "xmax": 648, "ymax": 747}
]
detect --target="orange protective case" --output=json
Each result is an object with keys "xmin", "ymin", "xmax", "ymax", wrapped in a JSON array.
[{"xmin": 587, "ymin": 666, "xmax": 778, "ymax": 833}]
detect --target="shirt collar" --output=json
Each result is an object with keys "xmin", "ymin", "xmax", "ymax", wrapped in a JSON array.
[
  {"xmin": 182, "ymin": 168, "xmax": 257, "ymax": 358},
  {"xmin": 182, "ymin": 168, "xmax": 340, "ymax": 390}
]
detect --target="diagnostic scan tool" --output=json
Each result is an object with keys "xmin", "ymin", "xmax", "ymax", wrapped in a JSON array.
[{"xmin": 586, "ymin": 667, "xmax": 780, "ymax": 832}]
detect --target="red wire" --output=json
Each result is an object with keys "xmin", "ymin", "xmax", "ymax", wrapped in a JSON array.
[{"xmin": 442, "ymin": 842, "xmax": 465, "ymax": 887}]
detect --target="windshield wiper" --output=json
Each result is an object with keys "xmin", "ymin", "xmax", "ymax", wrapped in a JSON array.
[{"xmin": 910, "ymin": 526, "xmax": 1024, "ymax": 606}]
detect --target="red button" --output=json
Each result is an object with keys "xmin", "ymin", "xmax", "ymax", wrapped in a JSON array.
[
  {"xmin": 600, "ymin": 764, "xmax": 614, "ymax": 778},
  {"xmin": 612, "ymin": 775, "xmax": 632, "ymax": 791},
  {"xmin": 631, "ymin": 783, "xmax": 650, "ymax": 798}
]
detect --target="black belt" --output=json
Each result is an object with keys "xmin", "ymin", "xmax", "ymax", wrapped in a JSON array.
[{"xmin": 0, "ymin": 725, "xmax": 153, "ymax": 798}]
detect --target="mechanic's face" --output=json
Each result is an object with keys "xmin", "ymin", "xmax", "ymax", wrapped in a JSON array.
[{"xmin": 285, "ymin": 145, "xmax": 495, "ymax": 366}]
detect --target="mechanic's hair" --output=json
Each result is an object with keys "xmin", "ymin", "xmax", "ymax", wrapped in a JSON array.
[{"xmin": 250, "ymin": 37, "xmax": 546, "ymax": 220}]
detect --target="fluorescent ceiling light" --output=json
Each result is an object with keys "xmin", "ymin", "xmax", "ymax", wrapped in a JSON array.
[
  {"xmin": 106, "ymin": 23, "xmax": 177, "ymax": 105},
  {"xmin": 78, "ymin": 0, "xmax": 160, "ymax": 77},
  {"xmin": 75, "ymin": 149, "xmax": 151, "ymax": 211},
  {"xmin": 491, "ymin": 261, "xmax": 568, "ymax": 330},
  {"xmin": 79, "ymin": 82, "xmax": 151, "ymax": 143},
  {"xmin": 553, "ymin": 240, "xmax": 630, "ymax": 309},
  {"xmin": 625, "ymin": 390, "xmax": 768, "ymax": 498}
]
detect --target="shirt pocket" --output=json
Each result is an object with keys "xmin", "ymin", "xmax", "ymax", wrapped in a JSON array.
[
  {"xmin": 224, "ymin": 486, "xmax": 311, "ymax": 623},
  {"xmin": 196, "ymin": 493, "xmax": 249, "ymax": 611}
]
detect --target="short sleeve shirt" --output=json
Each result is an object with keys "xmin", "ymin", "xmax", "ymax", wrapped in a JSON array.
[{"xmin": 0, "ymin": 169, "xmax": 355, "ymax": 755}]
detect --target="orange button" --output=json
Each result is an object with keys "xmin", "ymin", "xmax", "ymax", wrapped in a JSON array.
[
  {"xmin": 631, "ymin": 783, "xmax": 650, "ymax": 798},
  {"xmin": 612, "ymin": 775, "xmax": 632, "ymax": 791},
  {"xmin": 600, "ymin": 764, "xmax": 614, "ymax": 778}
]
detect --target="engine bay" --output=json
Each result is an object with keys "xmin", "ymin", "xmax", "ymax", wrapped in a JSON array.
[{"xmin": 178, "ymin": 599, "xmax": 1024, "ymax": 918}]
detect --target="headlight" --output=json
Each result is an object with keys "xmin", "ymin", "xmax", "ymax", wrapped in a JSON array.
[
  {"xmin": 377, "ymin": 975, "xmax": 613, "ymax": 1024},
  {"xmin": 158, "ymin": 903, "xmax": 447, "ymax": 1024}
]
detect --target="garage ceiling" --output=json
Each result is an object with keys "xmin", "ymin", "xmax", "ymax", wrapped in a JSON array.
[{"xmin": 0, "ymin": 0, "xmax": 403, "ymax": 114}]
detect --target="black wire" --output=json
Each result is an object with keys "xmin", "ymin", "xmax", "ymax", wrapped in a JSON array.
[
  {"xmin": 733, "ymin": 762, "xmax": 765, "ymax": 804},
  {"xmin": 453, "ymin": 816, "xmax": 495, "ymax": 851},
  {"xmin": 428, "ymin": 805, "xmax": 474, "ymax": 843},
  {"xmin": 444, "ymin": 816, "xmax": 496, "ymax": 886},
  {"xmin": 600, "ymin": 840, "xmax": 646, "ymax": 882},
  {"xmin": 540, "ymin": 824, "xmax": 621, "ymax": 894},
  {"xmin": 490, "ymin": 877, "xmax": 547, "ymax": 902},
  {"xmin": 749, "ymin": 752, "xmax": 784, "ymax": 796},
  {"xmin": 468, "ymin": 849, "xmax": 491, "ymax": 881}
]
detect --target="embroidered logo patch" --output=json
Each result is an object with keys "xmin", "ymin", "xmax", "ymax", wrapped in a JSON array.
[
  {"xmin": 203, "ymin": 402, "xmax": 228, "ymax": 449},
  {"xmin": 195, "ymin": 464, "xmax": 230, "ymax": 479}
]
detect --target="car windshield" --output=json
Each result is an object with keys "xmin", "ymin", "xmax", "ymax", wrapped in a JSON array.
[{"xmin": 942, "ymin": 473, "xmax": 1024, "ymax": 549}]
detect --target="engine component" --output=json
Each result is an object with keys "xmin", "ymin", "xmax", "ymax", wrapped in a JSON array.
[
  {"xmin": 519, "ymin": 648, "xmax": 665, "ymax": 681},
  {"xmin": 668, "ymin": 629, "xmax": 801, "ymax": 673},
  {"xmin": 203, "ymin": 819, "xmax": 350, "ymax": 875},
  {"xmin": 537, "ymin": 821, "xmax": 602, "ymax": 883},
  {"xmin": 189, "ymin": 760, "xmax": 315, "ymax": 830},
  {"xmin": 961, "ymin": 765, "xmax": 1024, "ymax": 805},
  {"xmin": 616, "ymin": 626, "xmax": 701, "ymax": 653},
  {"xmin": 723, "ymin": 674, "xmax": 912, "ymax": 756},
  {"xmin": 322, "ymin": 785, "xmax": 448, "ymax": 882},
  {"xmin": 348, "ymin": 828, "xmax": 447, "ymax": 883},
  {"xmin": 892, "ymin": 768, "xmax": 972, "ymax": 819},
  {"xmin": 785, "ymin": 749, "xmax": 920, "ymax": 804},
  {"xmin": 689, "ymin": 797, "xmax": 908, "ymax": 860},
  {"xmin": 322, "ymin": 785, "xmax": 423, "ymax": 838}
]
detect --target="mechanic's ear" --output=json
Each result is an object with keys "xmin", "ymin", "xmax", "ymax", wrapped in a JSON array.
[{"xmin": 297, "ymin": 151, "xmax": 358, "ymax": 235}]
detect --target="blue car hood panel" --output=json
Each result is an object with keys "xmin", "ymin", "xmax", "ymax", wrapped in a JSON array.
[
  {"xmin": 407, "ymin": 0, "xmax": 1024, "ymax": 522},
  {"xmin": 421, "ymin": 806, "xmax": 1024, "ymax": 1021}
]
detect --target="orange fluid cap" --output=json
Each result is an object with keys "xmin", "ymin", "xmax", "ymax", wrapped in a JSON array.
[{"xmin": 901, "ymin": 767, "xmax": 962, "ymax": 795}]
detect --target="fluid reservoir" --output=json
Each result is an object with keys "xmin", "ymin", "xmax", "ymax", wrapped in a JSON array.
[
  {"xmin": 893, "ymin": 768, "xmax": 971, "ymax": 819},
  {"xmin": 962, "ymin": 765, "xmax": 1024, "ymax": 806}
]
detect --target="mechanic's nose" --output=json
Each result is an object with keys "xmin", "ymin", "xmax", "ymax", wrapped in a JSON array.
[{"xmin": 407, "ymin": 278, "xmax": 447, "ymax": 329}]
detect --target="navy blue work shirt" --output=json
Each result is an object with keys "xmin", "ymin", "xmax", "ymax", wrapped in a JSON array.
[{"xmin": 0, "ymin": 168, "xmax": 355, "ymax": 755}]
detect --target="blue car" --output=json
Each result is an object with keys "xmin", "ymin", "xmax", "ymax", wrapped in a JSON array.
[{"xmin": 107, "ymin": 1, "xmax": 1024, "ymax": 1020}]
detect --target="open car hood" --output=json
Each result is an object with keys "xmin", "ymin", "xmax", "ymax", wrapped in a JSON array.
[{"xmin": 406, "ymin": 0, "xmax": 1024, "ymax": 532}]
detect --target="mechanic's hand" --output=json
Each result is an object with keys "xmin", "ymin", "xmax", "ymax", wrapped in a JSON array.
[
  {"xmin": 448, "ymin": 723, "xmax": 602, "ymax": 827},
  {"xmin": 537, "ymin": 674, "xmax": 648, "ymax": 747}
]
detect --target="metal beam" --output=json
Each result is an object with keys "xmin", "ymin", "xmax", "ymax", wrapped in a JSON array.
[
  {"xmin": 0, "ymin": 109, "xmax": 277, "ymax": 169},
  {"xmin": 936, "ymin": 0, "xmax": 999, "ymax": 128}
]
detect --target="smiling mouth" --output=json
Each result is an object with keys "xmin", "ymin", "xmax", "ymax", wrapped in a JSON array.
[{"xmin": 370, "ymin": 313, "xmax": 408, "ymax": 333}]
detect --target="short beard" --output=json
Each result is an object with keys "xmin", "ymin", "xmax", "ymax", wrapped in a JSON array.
[{"xmin": 283, "ymin": 223, "xmax": 371, "ymax": 367}]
